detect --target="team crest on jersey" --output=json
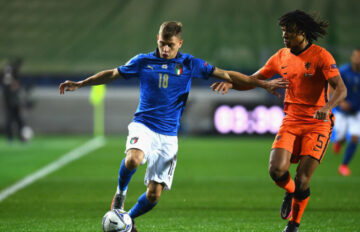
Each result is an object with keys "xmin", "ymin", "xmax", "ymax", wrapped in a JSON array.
[
  {"xmin": 304, "ymin": 62, "xmax": 313, "ymax": 77},
  {"xmin": 175, "ymin": 63, "xmax": 183, "ymax": 76},
  {"xmin": 130, "ymin": 137, "xmax": 139, "ymax": 144}
]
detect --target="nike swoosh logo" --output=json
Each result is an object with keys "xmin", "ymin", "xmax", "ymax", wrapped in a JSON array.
[
  {"xmin": 109, "ymin": 219, "xmax": 118, "ymax": 225},
  {"xmin": 147, "ymin": 65, "xmax": 154, "ymax": 70},
  {"xmin": 281, "ymin": 66, "xmax": 287, "ymax": 69}
]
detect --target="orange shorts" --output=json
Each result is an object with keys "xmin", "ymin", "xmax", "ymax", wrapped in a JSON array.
[{"xmin": 272, "ymin": 115, "xmax": 334, "ymax": 163}]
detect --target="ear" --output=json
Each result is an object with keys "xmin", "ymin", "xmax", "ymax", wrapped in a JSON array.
[
  {"xmin": 179, "ymin": 40, "xmax": 183, "ymax": 48},
  {"xmin": 157, "ymin": 34, "xmax": 159, "ymax": 41}
]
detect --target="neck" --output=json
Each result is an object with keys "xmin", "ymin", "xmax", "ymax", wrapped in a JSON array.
[{"xmin": 290, "ymin": 38, "xmax": 309, "ymax": 54}]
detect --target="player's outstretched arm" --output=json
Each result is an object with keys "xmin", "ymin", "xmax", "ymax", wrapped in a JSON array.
[
  {"xmin": 211, "ymin": 69, "xmax": 289, "ymax": 97},
  {"xmin": 59, "ymin": 68, "xmax": 121, "ymax": 94},
  {"xmin": 313, "ymin": 75, "xmax": 347, "ymax": 120}
]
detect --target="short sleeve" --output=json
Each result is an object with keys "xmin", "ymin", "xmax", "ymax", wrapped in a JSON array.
[
  {"xmin": 191, "ymin": 58, "xmax": 215, "ymax": 80},
  {"xmin": 259, "ymin": 52, "xmax": 280, "ymax": 79},
  {"xmin": 117, "ymin": 55, "xmax": 142, "ymax": 79},
  {"xmin": 320, "ymin": 49, "xmax": 340, "ymax": 80}
]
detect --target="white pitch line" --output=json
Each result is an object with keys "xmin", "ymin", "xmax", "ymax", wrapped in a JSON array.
[{"xmin": 0, "ymin": 136, "xmax": 106, "ymax": 203}]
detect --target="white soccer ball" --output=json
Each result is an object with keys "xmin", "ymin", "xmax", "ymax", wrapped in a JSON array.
[{"xmin": 102, "ymin": 209, "xmax": 133, "ymax": 232}]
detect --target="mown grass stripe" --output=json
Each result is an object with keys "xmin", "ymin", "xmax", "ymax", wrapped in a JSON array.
[{"xmin": 0, "ymin": 136, "xmax": 105, "ymax": 203}]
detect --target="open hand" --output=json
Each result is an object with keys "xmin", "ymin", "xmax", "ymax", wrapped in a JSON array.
[
  {"xmin": 210, "ymin": 82, "xmax": 233, "ymax": 95},
  {"xmin": 264, "ymin": 78, "xmax": 289, "ymax": 98},
  {"xmin": 59, "ymin": 80, "xmax": 81, "ymax": 94}
]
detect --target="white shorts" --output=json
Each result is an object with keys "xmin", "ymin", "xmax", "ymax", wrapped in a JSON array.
[
  {"xmin": 334, "ymin": 111, "xmax": 360, "ymax": 140},
  {"xmin": 125, "ymin": 122, "xmax": 178, "ymax": 190}
]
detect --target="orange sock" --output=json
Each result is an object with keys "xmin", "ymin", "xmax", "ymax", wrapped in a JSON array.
[
  {"xmin": 275, "ymin": 172, "xmax": 295, "ymax": 193},
  {"xmin": 290, "ymin": 196, "xmax": 309, "ymax": 224}
]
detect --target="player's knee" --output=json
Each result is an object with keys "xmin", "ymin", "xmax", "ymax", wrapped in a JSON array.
[
  {"xmin": 146, "ymin": 191, "xmax": 161, "ymax": 203},
  {"xmin": 125, "ymin": 150, "xmax": 144, "ymax": 169},
  {"xmin": 268, "ymin": 165, "xmax": 287, "ymax": 181},
  {"xmin": 294, "ymin": 175, "xmax": 310, "ymax": 191}
]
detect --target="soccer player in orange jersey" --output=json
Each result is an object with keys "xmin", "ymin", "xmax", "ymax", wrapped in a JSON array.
[{"xmin": 212, "ymin": 10, "xmax": 347, "ymax": 232}]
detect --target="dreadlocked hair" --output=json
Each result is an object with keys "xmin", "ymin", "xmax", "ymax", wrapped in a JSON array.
[{"xmin": 279, "ymin": 10, "xmax": 329, "ymax": 43}]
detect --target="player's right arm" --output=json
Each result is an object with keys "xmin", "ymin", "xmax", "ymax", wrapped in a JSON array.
[
  {"xmin": 211, "ymin": 71, "xmax": 268, "ymax": 94},
  {"xmin": 211, "ymin": 52, "xmax": 287, "ymax": 96},
  {"xmin": 59, "ymin": 68, "xmax": 122, "ymax": 94}
]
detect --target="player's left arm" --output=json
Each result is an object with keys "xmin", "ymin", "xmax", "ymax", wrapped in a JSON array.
[
  {"xmin": 314, "ymin": 75, "xmax": 347, "ymax": 120},
  {"xmin": 211, "ymin": 67, "xmax": 289, "ymax": 97}
]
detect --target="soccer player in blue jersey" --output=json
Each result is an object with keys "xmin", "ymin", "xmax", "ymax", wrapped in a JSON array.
[
  {"xmin": 59, "ymin": 21, "xmax": 288, "ymax": 231},
  {"xmin": 333, "ymin": 48, "xmax": 360, "ymax": 176}
]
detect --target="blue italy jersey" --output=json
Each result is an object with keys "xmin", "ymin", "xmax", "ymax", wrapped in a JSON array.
[
  {"xmin": 117, "ymin": 50, "xmax": 215, "ymax": 135},
  {"xmin": 336, "ymin": 64, "xmax": 360, "ymax": 114}
]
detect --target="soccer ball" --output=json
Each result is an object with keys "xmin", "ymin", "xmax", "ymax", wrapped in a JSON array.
[{"xmin": 102, "ymin": 209, "xmax": 132, "ymax": 232}]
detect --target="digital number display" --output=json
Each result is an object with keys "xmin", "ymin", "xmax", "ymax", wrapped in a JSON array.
[{"xmin": 214, "ymin": 105, "xmax": 284, "ymax": 134}]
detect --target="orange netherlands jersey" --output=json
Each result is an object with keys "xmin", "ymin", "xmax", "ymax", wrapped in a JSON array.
[{"xmin": 260, "ymin": 44, "xmax": 340, "ymax": 120}]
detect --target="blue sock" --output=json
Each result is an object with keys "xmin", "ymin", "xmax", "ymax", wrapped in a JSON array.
[
  {"xmin": 118, "ymin": 158, "xmax": 136, "ymax": 192},
  {"xmin": 129, "ymin": 192, "xmax": 157, "ymax": 219},
  {"xmin": 343, "ymin": 142, "xmax": 357, "ymax": 165}
]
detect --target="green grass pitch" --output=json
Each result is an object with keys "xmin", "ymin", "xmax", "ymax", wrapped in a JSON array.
[{"xmin": 0, "ymin": 136, "xmax": 359, "ymax": 231}]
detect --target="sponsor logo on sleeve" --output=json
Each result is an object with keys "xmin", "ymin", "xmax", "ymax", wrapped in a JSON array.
[{"xmin": 330, "ymin": 64, "xmax": 338, "ymax": 69}]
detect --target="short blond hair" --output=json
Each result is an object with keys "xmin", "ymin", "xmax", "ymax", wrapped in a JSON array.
[{"xmin": 159, "ymin": 21, "xmax": 183, "ymax": 40}]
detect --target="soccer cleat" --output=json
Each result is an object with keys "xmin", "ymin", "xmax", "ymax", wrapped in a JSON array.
[
  {"xmin": 282, "ymin": 221, "xmax": 299, "ymax": 232},
  {"xmin": 131, "ymin": 218, "xmax": 138, "ymax": 232},
  {"xmin": 111, "ymin": 192, "xmax": 127, "ymax": 210},
  {"xmin": 333, "ymin": 142, "xmax": 342, "ymax": 154},
  {"xmin": 281, "ymin": 192, "xmax": 293, "ymax": 220},
  {"xmin": 338, "ymin": 164, "xmax": 351, "ymax": 176}
]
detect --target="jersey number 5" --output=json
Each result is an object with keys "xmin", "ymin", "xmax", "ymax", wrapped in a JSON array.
[{"xmin": 159, "ymin": 73, "xmax": 169, "ymax": 89}]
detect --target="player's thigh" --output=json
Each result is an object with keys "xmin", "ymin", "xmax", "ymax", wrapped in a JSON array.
[
  {"xmin": 301, "ymin": 127, "xmax": 331, "ymax": 162},
  {"xmin": 269, "ymin": 148, "xmax": 292, "ymax": 175},
  {"xmin": 145, "ymin": 135, "xmax": 178, "ymax": 191},
  {"xmin": 125, "ymin": 122, "xmax": 154, "ymax": 165},
  {"xmin": 270, "ymin": 128, "xmax": 297, "ymax": 173}
]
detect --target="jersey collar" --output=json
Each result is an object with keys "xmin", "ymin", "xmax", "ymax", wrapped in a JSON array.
[{"xmin": 291, "ymin": 43, "xmax": 312, "ymax": 56}]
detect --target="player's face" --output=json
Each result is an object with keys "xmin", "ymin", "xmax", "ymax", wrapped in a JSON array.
[
  {"xmin": 351, "ymin": 50, "xmax": 360, "ymax": 71},
  {"xmin": 157, "ymin": 34, "xmax": 183, "ymax": 59},
  {"xmin": 281, "ymin": 26, "xmax": 306, "ymax": 49}
]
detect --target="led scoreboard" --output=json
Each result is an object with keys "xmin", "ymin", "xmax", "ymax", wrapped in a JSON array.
[{"xmin": 214, "ymin": 105, "xmax": 284, "ymax": 134}]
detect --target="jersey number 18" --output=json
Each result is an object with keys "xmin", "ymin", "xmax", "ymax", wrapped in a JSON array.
[{"xmin": 159, "ymin": 73, "xmax": 169, "ymax": 89}]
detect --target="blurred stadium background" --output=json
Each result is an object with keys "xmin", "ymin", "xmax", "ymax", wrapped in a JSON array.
[
  {"xmin": 0, "ymin": 0, "xmax": 359, "ymax": 135},
  {"xmin": 0, "ymin": 0, "xmax": 359, "ymax": 231}
]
